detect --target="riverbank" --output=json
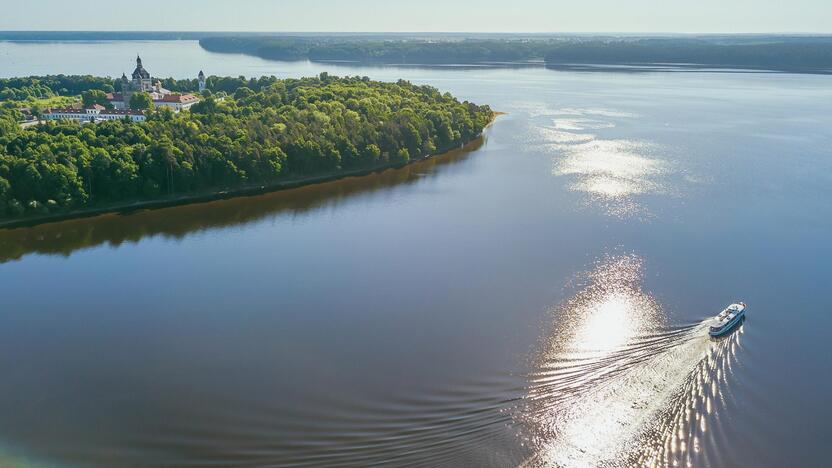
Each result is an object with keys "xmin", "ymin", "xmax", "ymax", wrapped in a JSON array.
[{"xmin": 0, "ymin": 113, "xmax": 501, "ymax": 229}]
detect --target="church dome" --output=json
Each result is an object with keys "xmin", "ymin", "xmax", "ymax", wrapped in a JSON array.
[{"xmin": 132, "ymin": 55, "xmax": 150, "ymax": 80}]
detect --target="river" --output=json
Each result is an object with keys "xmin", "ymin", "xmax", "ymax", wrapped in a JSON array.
[{"xmin": 1, "ymin": 40, "xmax": 831, "ymax": 467}]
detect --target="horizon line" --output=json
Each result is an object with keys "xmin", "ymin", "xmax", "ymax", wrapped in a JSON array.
[{"xmin": 2, "ymin": 30, "xmax": 832, "ymax": 36}]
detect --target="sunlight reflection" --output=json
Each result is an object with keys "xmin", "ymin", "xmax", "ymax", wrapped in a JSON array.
[
  {"xmin": 573, "ymin": 291, "xmax": 635, "ymax": 352},
  {"xmin": 560, "ymin": 255, "xmax": 662, "ymax": 356},
  {"xmin": 539, "ymin": 106, "xmax": 671, "ymax": 218},
  {"xmin": 553, "ymin": 108, "xmax": 640, "ymax": 119},
  {"xmin": 553, "ymin": 118, "xmax": 615, "ymax": 131},
  {"xmin": 553, "ymin": 138, "xmax": 667, "ymax": 218},
  {"xmin": 536, "ymin": 127, "xmax": 596, "ymax": 144},
  {"xmin": 520, "ymin": 255, "xmax": 744, "ymax": 467}
]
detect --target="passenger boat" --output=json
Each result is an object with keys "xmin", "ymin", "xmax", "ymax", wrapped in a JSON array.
[{"xmin": 709, "ymin": 302, "xmax": 747, "ymax": 337}]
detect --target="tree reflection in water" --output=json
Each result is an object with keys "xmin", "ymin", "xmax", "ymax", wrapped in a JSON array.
[{"xmin": 0, "ymin": 137, "xmax": 484, "ymax": 264}]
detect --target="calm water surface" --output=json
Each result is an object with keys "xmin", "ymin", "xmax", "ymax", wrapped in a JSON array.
[{"xmin": 1, "ymin": 41, "xmax": 832, "ymax": 467}]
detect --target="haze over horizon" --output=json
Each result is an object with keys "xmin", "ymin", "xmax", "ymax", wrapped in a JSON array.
[{"xmin": 3, "ymin": 0, "xmax": 832, "ymax": 34}]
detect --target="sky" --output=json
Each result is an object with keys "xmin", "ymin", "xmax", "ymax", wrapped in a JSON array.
[{"xmin": 2, "ymin": 0, "xmax": 831, "ymax": 33}]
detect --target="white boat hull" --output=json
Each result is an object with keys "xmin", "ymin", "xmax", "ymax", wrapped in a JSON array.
[{"xmin": 708, "ymin": 302, "xmax": 747, "ymax": 337}]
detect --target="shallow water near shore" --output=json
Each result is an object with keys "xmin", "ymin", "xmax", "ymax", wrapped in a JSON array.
[{"xmin": 1, "ymin": 40, "xmax": 832, "ymax": 467}]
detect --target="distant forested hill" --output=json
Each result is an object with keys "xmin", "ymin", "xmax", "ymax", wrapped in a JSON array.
[
  {"xmin": 199, "ymin": 37, "xmax": 552, "ymax": 64},
  {"xmin": 5, "ymin": 32, "xmax": 829, "ymax": 72},
  {"xmin": 544, "ymin": 39, "xmax": 832, "ymax": 72},
  {"xmin": 199, "ymin": 35, "xmax": 832, "ymax": 72}
]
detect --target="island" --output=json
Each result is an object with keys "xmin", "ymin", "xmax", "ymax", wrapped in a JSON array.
[{"xmin": 0, "ymin": 60, "xmax": 494, "ymax": 225}]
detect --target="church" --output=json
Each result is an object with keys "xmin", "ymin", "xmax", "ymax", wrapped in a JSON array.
[{"xmin": 107, "ymin": 56, "xmax": 203, "ymax": 111}]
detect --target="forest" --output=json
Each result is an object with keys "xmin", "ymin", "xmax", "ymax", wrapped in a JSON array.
[
  {"xmin": 199, "ymin": 37, "xmax": 553, "ymax": 63},
  {"xmin": 0, "ymin": 75, "xmax": 116, "ymax": 102},
  {"xmin": 199, "ymin": 35, "xmax": 832, "ymax": 72},
  {"xmin": 0, "ymin": 74, "xmax": 493, "ymax": 220},
  {"xmin": 544, "ymin": 39, "xmax": 832, "ymax": 72}
]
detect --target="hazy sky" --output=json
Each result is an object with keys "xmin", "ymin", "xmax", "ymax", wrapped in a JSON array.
[{"xmin": 3, "ymin": 0, "xmax": 831, "ymax": 33}]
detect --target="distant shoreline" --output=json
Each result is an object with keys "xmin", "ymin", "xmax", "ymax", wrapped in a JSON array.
[
  {"xmin": 0, "ymin": 113, "xmax": 501, "ymax": 230},
  {"xmin": 2, "ymin": 31, "xmax": 832, "ymax": 40},
  {"xmin": 197, "ymin": 35, "xmax": 832, "ymax": 75},
  {"xmin": 544, "ymin": 63, "xmax": 832, "ymax": 75},
  {"xmin": 2, "ymin": 33, "xmax": 831, "ymax": 75}
]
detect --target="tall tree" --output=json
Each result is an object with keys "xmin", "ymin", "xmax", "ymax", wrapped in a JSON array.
[
  {"xmin": 82, "ymin": 90, "xmax": 111, "ymax": 108},
  {"xmin": 129, "ymin": 92, "xmax": 153, "ymax": 110}
]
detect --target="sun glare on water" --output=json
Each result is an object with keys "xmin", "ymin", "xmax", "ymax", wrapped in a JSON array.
[
  {"xmin": 534, "ymin": 107, "xmax": 674, "ymax": 218},
  {"xmin": 553, "ymin": 139, "xmax": 667, "ymax": 217},
  {"xmin": 556, "ymin": 255, "xmax": 662, "ymax": 356},
  {"xmin": 573, "ymin": 290, "xmax": 641, "ymax": 353},
  {"xmin": 519, "ymin": 255, "xmax": 743, "ymax": 467}
]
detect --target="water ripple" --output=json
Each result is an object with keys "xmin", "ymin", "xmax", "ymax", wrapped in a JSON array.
[
  {"xmin": 518, "ymin": 255, "xmax": 747, "ymax": 467},
  {"xmin": 538, "ymin": 107, "xmax": 673, "ymax": 218}
]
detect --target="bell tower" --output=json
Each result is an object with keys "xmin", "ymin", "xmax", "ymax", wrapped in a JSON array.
[
  {"xmin": 198, "ymin": 70, "xmax": 206, "ymax": 93},
  {"xmin": 120, "ymin": 72, "xmax": 131, "ymax": 109}
]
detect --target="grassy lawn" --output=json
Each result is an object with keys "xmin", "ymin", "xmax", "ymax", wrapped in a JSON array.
[
  {"xmin": 1, "ymin": 95, "xmax": 81, "ymax": 122},
  {"xmin": 23, "ymin": 95, "xmax": 80, "ymax": 109}
]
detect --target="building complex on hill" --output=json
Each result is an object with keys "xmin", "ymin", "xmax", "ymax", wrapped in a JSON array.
[
  {"xmin": 43, "ymin": 56, "xmax": 203, "ymax": 123},
  {"xmin": 107, "ymin": 56, "xmax": 202, "ymax": 110}
]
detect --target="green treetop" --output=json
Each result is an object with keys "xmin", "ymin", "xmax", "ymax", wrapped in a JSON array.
[{"xmin": 129, "ymin": 92, "xmax": 153, "ymax": 110}]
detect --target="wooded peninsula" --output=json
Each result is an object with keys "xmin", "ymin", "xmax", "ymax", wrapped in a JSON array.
[{"xmin": 0, "ymin": 74, "xmax": 493, "ymax": 223}]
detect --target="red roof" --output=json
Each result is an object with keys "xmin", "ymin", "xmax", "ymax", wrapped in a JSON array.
[{"xmin": 158, "ymin": 93, "xmax": 198, "ymax": 103}]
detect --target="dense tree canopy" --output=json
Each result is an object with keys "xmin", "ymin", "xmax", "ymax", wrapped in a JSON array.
[
  {"xmin": 128, "ymin": 92, "xmax": 153, "ymax": 110},
  {"xmin": 0, "ymin": 74, "xmax": 283, "ymax": 100},
  {"xmin": 0, "ymin": 75, "xmax": 115, "ymax": 102},
  {"xmin": 200, "ymin": 36, "xmax": 832, "ymax": 72},
  {"xmin": 544, "ymin": 39, "xmax": 832, "ymax": 71},
  {"xmin": 200, "ymin": 37, "xmax": 553, "ymax": 64},
  {"xmin": 82, "ymin": 90, "xmax": 112, "ymax": 108},
  {"xmin": 0, "ymin": 74, "xmax": 492, "ymax": 220}
]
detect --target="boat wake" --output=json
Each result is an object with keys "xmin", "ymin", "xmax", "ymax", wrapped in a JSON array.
[{"xmin": 518, "ymin": 255, "xmax": 744, "ymax": 467}]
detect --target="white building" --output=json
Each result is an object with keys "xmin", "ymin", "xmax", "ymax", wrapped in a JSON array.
[
  {"xmin": 43, "ymin": 105, "xmax": 146, "ymax": 123},
  {"xmin": 155, "ymin": 93, "xmax": 200, "ymax": 111},
  {"xmin": 107, "ymin": 56, "xmax": 202, "ymax": 111},
  {"xmin": 108, "ymin": 85, "xmax": 199, "ymax": 111}
]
